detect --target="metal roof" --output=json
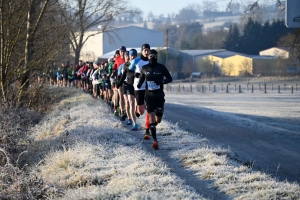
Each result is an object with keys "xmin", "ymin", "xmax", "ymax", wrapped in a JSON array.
[
  {"xmin": 180, "ymin": 49, "xmax": 226, "ymax": 56},
  {"xmin": 98, "ymin": 47, "xmax": 168, "ymax": 59}
]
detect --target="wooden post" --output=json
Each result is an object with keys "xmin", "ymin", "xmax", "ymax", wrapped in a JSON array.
[
  {"xmin": 226, "ymin": 84, "xmax": 229, "ymax": 93},
  {"xmin": 178, "ymin": 84, "xmax": 181, "ymax": 92},
  {"xmin": 182, "ymin": 85, "xmax": 185, "ymax": 92},
  {"xmin": 291, "ymin": 85, "xmax": 293, "ymax": 94},
  {"xmin": 239, "ymin": 85, "xmax": 242, "ymax": 93},
  {"xmin": 190, "ymin": 85, "xmax": 192, "ymax": 92},
  {"xmin": 264, "ymin": 84, "xmax": 267, "ymax": 93},
  {"xmin": 247, "ymin": 84, "xmax": 249, "ymax": 91},
  {"xmin": 234, "ymin": 84, "xmax": 236, "ymax": 91},
  {"xmin": 221, "ymin": 84, "xmax": 223, "ymax": 91},
  {"xmin": 259, "ymin": 84, "xmax": 261, "ymax": 91},
  {"xmin": 213, "ymin": 85, "xmax": 216, "ymax": 92},
  {"xmin": 251, "ymin": 85, "xmax": 254, "ymax": 93},
  {"xmin": 278, "ymin": 85, "xmax": 280, "ymax": 93},
  {"xmin": 296, "ymin": 84, "xmax": 298, "ymax": 91},
  {"xmin": 271, "ymin": 84, "xmax": 273, "ymax": 91}
]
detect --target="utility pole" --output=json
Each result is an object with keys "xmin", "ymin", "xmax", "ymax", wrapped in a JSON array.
[{"xmin": 166, "ymin": 28, "xmax": 168, "ymax": 66}]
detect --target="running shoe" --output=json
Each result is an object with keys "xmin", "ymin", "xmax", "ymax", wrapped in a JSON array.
[
  {"xmin": 152, "ymin": 141, "xmax": 159, "ymax": 150},
  {"xmin": 135, "ymin": 111, "xmax": 140, "ymax": 118},
  {"xmin": 114, "ymin": 110, "xmax": 119, "ymax": 116},
  {"xmin": 131, "ymin": 123, "xmax": 138, "ymax": 131},
  {"xmin": 127, "ymin": 119, "xmax": 132, "ymax": 125},
  {"xmin": 145, "ymin": 129, "xmax": 150, "ymax": 135},
  {"xmin": 120, "ymin": 113, "xmax": 127, "ymax": 121},
  {"xmin": 144, "ymin": 133, "xmax": 151, "ymax": 140}
]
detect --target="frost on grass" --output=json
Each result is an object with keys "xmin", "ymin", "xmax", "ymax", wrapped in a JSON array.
[
  {"xmin": 38, "ymin": 139, "xmax": 203, "ymax": 199},
  {"xmin": 30, "ymin": 89, "xmax": 204, "ymax": 199},
  {"xmin": 170, "ymin": 125, "xmax": 300, "ymax": 199},
  {"xmin": 27, "ymin": 88, "xmax": 300, "ymax": 199}
]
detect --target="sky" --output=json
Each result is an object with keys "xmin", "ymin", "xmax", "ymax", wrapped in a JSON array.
[{"xmin": 128, "ymin": 0, "xmax": 229, "ymax": 18}]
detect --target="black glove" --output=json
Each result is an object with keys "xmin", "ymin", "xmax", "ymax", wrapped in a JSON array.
[
  {"xmin": 137, "ymin": 83, "xmax": 142, "ymax": 89},
  {"xmin": 135, "ymin": 73, "xmax": 140, "ymax": 78}
]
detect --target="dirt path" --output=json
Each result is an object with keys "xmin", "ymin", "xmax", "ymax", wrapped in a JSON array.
[{"xmin": 163, "ymin": 103, "xmax": 300, "ymax": 184}]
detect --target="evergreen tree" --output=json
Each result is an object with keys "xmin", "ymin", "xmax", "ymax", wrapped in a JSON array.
[
  {"xmin": 223, "ymin": 24, "xmax": 240, "ymax": 51},
  {"xmin": 239, "ymin": 18, "xmax": 262, "ymax": 54}
]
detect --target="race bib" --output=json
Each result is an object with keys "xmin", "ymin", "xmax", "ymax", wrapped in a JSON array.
[{"xmin": 147, "ymin": 81, "xmax": 160, "ymax": 90}]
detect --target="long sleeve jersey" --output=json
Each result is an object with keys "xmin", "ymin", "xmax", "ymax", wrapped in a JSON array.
[
  {"xmin": 128, "ymin": 56, "xmax": 148, "ymax": 90},
  {"xmin": 119, "ymin": 61, "xmax": 133, "ymax": 86},
  {"xmin": 137, "ymin": 62, "xmax": 173, "ymax": 97}
]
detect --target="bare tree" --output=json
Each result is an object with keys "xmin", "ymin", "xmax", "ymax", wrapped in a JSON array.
[
  {"xmin": 202, "ymin": 1, "xmax": 219, "ymax": 12},
  {"xmin": 0, "ymin": 0, "xmax": 68, "ymax": 104},
  {"xmin": 196, "ymin": 58, "xmax": 214, "ymax": 82},
  {"xmin": 181, "ymin": 60, "xmax": 194, "ymax": 77},
  {"xmin": 239, "ymin": 59, "xmax": 252, "ymax": 83},
  {"xmin": 222, "ymin": 61, "xmax": 235, "ymax": 84},
  {"xmin": 57, "ymin": 0, "xmax": 135, "ymax": 64}
]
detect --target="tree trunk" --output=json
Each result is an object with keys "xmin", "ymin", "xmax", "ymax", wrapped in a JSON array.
[
  {"xmin": 0, "ymin": 0, "xmax": 6, "ymax": 102},
  {"xmin": 18, "ymin": 0, "xmax": 49, "ymax": 103},
  {"xmin": 74, "ymin": 49, "xmax": 81, "ymax": 65}
]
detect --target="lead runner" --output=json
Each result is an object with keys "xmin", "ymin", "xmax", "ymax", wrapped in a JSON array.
[{"xmin": 137, "ymin": 49, "xmax": 173, "ymax": 150}]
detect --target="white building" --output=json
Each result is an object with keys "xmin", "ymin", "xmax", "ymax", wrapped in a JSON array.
[
  {"xmin": 259, "ymin": 47, "xmax": 289, "ymax": 59},
  {"xmin": 79, "ymin": 26, "xmax": 164, "ymax": 61}
]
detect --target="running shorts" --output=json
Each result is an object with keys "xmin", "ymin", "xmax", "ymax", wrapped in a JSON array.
[
  {"xmin": 134, "ymin": 90, "xmax": 145, "ymax": 106},
  {"xmin": 144, "ymin": 95, "xmax": 165, "ymax": 117}
]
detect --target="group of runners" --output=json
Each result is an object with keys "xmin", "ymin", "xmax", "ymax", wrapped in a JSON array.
[{"xmin": 46, "ymin": 44, "xmax": 173, "ymax": 150}]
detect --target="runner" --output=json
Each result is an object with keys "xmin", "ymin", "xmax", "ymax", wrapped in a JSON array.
[
  {"xmin": 117, "ymin": 49, "xmax": 138, "ymax": 129},
  {"xmin": 98, "ymin": 62, "xmax": 105, "ymax": 100},
  {"xmin": 75, "ymin": 60, "xmax": 82, "ymax": 89},
  {"xmin": 67, "ymin": 64, "xmax": 75, "ymax": 87},
  {"xmin": 49, "ymin": 62, "xmax": 57, "ymax": 86},
  {"xmin": 109, "ymin": 51, "xmax": 119, "ymax": 114},
  {"xmin": 92, "ymin": 62, "xmax": 100, "ymax": 98},
  {"xmin": 62, "ymin": 62, "xmax": 68, "ymax": 87},
  {"xmin": 104, "ymin": 58, "xmax": 113, "ymax": 104},
  {"xmin": 114, "ymin": 46, "xmax": 126, "ymax": 118},
  {"xmin": 117, "ymin": 51, "xmax": 129, "ymax": 121},
  {"xmin": 56, "ymin": 63, "xmax": 64, "ymax": 87},
  {"xmin": 128, "ymin": 43, "xmax": 151, "ymax": 133},
  {"xmin": 86, "ymin": 62, "xmax": 93, "ymax": 94},
  {"xmin": 79, "ymin": 62, "xmax": 88, "ymax": 91},
  {"xmin": 137, "ymin": 49, "xmax": 173, "ymax": 150}
]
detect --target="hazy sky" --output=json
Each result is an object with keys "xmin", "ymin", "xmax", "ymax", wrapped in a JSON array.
[{"xmin": 128, "ymin": 0, "xmax": 229, "ymax": 17}]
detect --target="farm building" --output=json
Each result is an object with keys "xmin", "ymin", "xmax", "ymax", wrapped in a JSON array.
[
  {"xmin": 181, "ymin": 50, "xmax": 279, "ymax": 76},
  {"xmin": 77, "ymin": 26, "xmax": 164, "ymax": 61},
  {"xmin": 259, "ymin": 47, "xmax": 289, "ymax": 58}
]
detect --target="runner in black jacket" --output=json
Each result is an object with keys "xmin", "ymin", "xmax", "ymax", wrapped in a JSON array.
[
  {"xmin": 137, "ymin": 49, "xmax": 173, "ymax": 150},
  {"xmin": 117, "ymin": 49, "xmax": 138, "ymax": 129}
]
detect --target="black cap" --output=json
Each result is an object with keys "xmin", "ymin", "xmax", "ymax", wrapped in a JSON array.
[
  {"xmin": 115, "ymin": 50, "xmax": 120, "ymax": 55},
  {"xmin": 141, "ymin": 43, "xmax": 150, "ymax": 51},
  {"xmin": 119, "ymin": 46, "xmax": 126, "ymax": 51},
  {"xmin": 149, "ymin": 49, "xmax": 158, "ymax": 55}
]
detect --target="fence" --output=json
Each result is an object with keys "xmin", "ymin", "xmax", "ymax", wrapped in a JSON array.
[{"xmin": 165, "ymin": 83, "xmax": 299, "ymax": 94}]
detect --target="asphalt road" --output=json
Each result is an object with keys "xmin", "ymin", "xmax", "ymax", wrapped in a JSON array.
[{"xmin": 163, "ymin": 103, "xmax": 300, "ymax": 184}]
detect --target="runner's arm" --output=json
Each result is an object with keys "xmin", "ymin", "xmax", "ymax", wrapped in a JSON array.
[
  {"xmin": 137, "ymin": 69, "xmax": 145, "ymax": 89},
  {"xmin": 163, "ymin": 65, "xmax": 173, "ymax": 84}
]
